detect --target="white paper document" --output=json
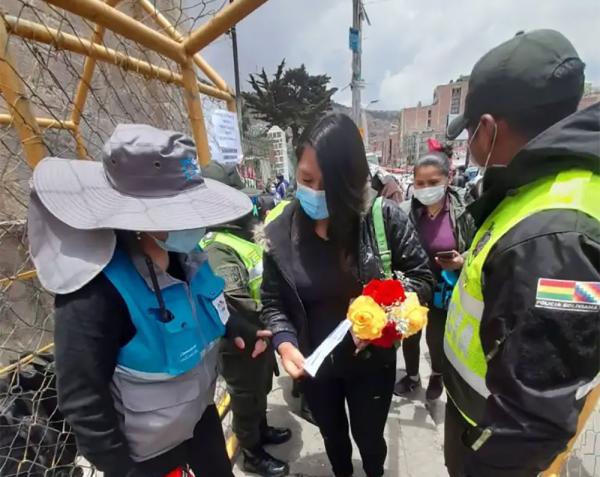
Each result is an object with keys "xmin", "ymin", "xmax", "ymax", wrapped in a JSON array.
[
  {"xmin": 304, "ymin": 320, "xmax": 352, "ymax": 377},
  {"xmin": 209, "ymin": 109, "xmax": 242, "ymax": 165}
]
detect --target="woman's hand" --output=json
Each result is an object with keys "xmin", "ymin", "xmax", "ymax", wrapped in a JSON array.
[
  {"xmin": 351, "ymin": 329, "xmax": 369, "ymax": 355},
  {"xmin": 435, "ymin": 250, "xmax": 464, "ymax": 271},
  {"xmin": 278, "ymin": 342, "xmax": 305, "ymax": 379}
]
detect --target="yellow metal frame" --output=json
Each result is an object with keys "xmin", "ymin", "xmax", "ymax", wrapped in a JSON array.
[{"xmin": 0, "ymin": 0, "xmax": 264, "ymax": 167}]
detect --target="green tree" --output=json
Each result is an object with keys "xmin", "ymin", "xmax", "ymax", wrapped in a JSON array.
[{"xmin": 242, "ymin": 60, "xmax": 337, "ymax": 146}]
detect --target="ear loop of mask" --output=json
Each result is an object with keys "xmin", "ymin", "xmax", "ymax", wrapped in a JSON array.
[{"xmin": 468, "ymin": 121, "xmax": 498, "ymax": 173}]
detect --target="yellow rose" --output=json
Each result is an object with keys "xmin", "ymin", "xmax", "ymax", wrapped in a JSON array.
[
  {"xmin": 398, "ymin": 292, "xmax": 429, "ymax": 337},
  {"xmin": 347, "ymin": 295, "xmax": 387, "ymax": 340}
]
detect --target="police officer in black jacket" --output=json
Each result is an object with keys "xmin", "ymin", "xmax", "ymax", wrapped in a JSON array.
[{"xmin": 443, "ymin": 30, "xmax": 600, "ymax": 477}]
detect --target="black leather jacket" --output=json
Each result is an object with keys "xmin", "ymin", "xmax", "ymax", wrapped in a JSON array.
[{"xmin": 260, "ymin": 198, "xmax": 435, "ymax": 354}]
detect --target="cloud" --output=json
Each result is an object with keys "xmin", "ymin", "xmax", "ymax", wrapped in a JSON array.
[{"xmin": 196, "ymin": 0, "xmax": 600, "ymax": 111}]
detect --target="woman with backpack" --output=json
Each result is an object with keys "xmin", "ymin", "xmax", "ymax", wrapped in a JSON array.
[
  {"xmin": 260, "ymin": 114, "xmax": 434, "ymax": 477},
  {"xmin": 394, "ymin": 143, "xmax": 476, "ymax": 401}
]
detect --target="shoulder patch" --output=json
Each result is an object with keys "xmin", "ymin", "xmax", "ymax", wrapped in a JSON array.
[
  {"xmin": 471, "ymin": 226, "xmax": 493, "ymax": 259},
  {"xmin": 216, "ymin": 264, "xmax": 245, "ymax": 293},
  {"xmin": 535, "ymin": 278, "xmax": 600, "ymax": 313}
]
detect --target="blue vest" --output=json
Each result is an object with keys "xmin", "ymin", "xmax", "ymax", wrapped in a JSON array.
[{"xmin": 103, "ymin": 247, "xmax": 226, "ymax": 376}]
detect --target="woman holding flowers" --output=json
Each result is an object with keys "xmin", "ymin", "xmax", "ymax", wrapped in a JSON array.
[{"xmin": 261, "ymin": 113, "xmax": 434, "ymax": 477}]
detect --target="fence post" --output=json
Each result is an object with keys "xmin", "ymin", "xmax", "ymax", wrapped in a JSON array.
[
  {"xmin": 43, "ymin": 0, "xmax": 187, "ymax": 64},
  {"xmin": 541, "ymin": 385, "xmax": 600, "ymax": 476},
  {"xmin": 0, "ymin": 16, "xmax": 47, "ymax": 168},
  {"xmin": 181, "ymin": 60, "xmax": 211, "ymax": 167},
  {"xmin": 183, "ymin": 0, "xmax": 269, "ymax": 55},
  {"xmin": 71, "ymin": 0, "xmax": 122, "ymax": 159}
]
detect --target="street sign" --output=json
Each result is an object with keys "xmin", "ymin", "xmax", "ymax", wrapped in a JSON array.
[
  {"xmin": 209, "ymin": 109, "xmax": 242, "ymax": 165},
  {"xmin": 349, "ymin": 27, "xmax": 360, "ymax": 52}
]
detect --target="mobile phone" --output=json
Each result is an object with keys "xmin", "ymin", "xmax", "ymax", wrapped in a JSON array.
[{"xmin": 436, "ymin": 250, "xmax": 455, "ymax": 260}]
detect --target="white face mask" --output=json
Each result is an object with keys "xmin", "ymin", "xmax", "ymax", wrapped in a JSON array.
[
  {"xmin": 152, "ymin": 228, "xmax": 206, "ymax": 254},
  {"xmin": 413, "ymin": 184, "xmax": 446, "ymax": 206}
]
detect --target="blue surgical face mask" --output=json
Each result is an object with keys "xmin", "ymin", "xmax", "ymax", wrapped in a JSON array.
[
  {"xmin": 296, "ymin": 183, "xmax": 329, "ymax": 220},
  {"xmin": 152, "ymin": 228, "xmax": 206, "ymax": 253}
]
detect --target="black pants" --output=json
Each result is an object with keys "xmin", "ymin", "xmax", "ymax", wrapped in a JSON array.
[
  {"xmin": 120, "ymin": 404, "xmax": 233, "ymax": 477},
  {"xmin": 445, "ymin": 400, "xmax": 545, "ymax": 477},
  {"xmin": 402, "ymin": 306, "xmax": 447, "ymax": 376},
  {"xmin": 444, "ymin": 399, "xmax": 470, "ymax": 477},
  {"xmin": 220, "ymin": 343, "xmax": 274, "ymax": 450},
  {"xmin": 303, "ymin": 340, "xmax": 396, "ymax": 477}
]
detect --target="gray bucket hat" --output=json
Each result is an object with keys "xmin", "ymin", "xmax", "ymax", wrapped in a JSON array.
[
  {"xmin": 28, "ymin": 123, "xmax": 252, "ymax": 294},
  {"xmin": 33, "ymin": 124, "xmax": 252, "ymax": 231}
]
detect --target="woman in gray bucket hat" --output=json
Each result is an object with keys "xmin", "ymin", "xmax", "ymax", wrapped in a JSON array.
[{"xmin": 27, "ymin": 124, "xmax": 271, "ymax": 477}]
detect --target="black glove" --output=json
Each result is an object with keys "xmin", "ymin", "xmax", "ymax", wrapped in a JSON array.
[{"xmin": 225, "ymin": 313, "xmax": 262, "ymax": 347}]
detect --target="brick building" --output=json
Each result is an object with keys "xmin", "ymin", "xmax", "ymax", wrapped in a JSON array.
[{"xmin": 398, "ymin": 75, "xmax": 470, "ymax": 166}]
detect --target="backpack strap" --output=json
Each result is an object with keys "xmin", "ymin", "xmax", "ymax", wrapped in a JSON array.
[{"xmin": 372, "ymin": 197, "xmax": 392, "ymax": 279}]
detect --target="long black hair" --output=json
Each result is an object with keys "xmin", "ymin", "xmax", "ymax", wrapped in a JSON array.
[{"xmin": 296, "ymin": 113, "xmax": 369, "ymax": 255}]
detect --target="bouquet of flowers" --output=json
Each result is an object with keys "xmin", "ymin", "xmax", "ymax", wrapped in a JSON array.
[{"xmin": 347, "ymin": 279, "xmax": 428, "ymax": 348}]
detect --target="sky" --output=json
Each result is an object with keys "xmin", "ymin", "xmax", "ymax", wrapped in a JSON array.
[{"xmin": 197, "ymin": 0, "xmax": 600, "ymax": 111}]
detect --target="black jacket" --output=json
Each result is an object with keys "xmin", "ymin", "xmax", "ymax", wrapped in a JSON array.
[
  {"xmin": 459, "ymin": 103, "xmax": 600, "ymax": 477},
  {"xmin": 260, "ymin": 198, "xmax": 435, "ymax": 354}
]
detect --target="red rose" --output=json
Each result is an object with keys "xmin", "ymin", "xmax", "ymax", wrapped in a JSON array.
[
  {"xmin": 363, "ymin": 279, "xmax": 406, "ymax": 306},
  {"xmin": 371, "ymin": 321, "xmax": 403, "ymax": 348}
]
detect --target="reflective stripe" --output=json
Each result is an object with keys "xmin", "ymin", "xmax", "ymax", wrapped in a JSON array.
[
  {"xmin": 576, "ymin": 372, "xmax": 600, "ymax": 400},
  {"xmin": 201, "ymin": 232, "xmax": 264, "ymax": 303},
  {"xmin": 115, "ymin": 339, "xmax": 220, "ymax": 382},
  {"xmin": 445, "ymin": 170, "xmax": 600, "ymax": 425},
  {"xmin": 444, "ymin": 337, "xmax": 491, "ymax": 399},
  {"xmin": 458, "ymin": 279, "xmax": 484, "ymax": 320},
  {"xmin": 248, "ymin": 262, "xmax": 263, "ymax": 282}
]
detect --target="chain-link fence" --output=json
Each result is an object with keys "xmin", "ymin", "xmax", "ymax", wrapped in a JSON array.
[{"xmin": 1, "ymin": 1, "xmax": 234, "ymax": 474}]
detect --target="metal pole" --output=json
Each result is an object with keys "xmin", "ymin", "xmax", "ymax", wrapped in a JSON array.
[
  {"xmin": 71, "ymin": 0, "xmax": 121, "ymax": 160},
  {"xmin": 138, "ymin": 0, "xmax": 230, "ymax": 92},
  {"xmin": 229, "ymin": 0, "xmax": 242, "ymax": 116},
  {"xmin": 351, "ymin": 0, "xmax": 362, "ymax": 126},
  {"xmin": 43, "ymin": 0, "xmax": 187, "ymax": 64},
  {"xmin": 183, "ymin": 0, "xmax": 268, "ymax": 55},
  {"xmin": 181, "ymin": 59, "xmax": 211, "ymax": 167},
  {"xmin": 0, "ymin": 114, "xmax": 75, "ymax": 130},
  {"xmin": 5, "ymin": 16, "xmax": 182, "ymax": 85},
  {"xmin": 4, "ymin": 16, "xmax": 233, "ymax": 102},
  {"xmin": 0, "ymin": 16, "xmax": 47, "ymax": 168}
]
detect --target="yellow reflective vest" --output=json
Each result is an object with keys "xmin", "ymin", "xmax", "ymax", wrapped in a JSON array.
[
  {"xmin": 201, "ymin": 232, "xmax": 263, "ymax": 304},
  {"xmin": 264, "ymin": 200, "xmax": 291, "ymax": 225},
  {"xmin": 444, "ymin": 169, "xmax": 600, "ymax": 426}
]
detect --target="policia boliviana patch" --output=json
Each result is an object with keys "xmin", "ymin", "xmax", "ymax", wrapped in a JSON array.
[{"xmin": 535, "ymin": 278, "xmax": 600, "ymax": 313}]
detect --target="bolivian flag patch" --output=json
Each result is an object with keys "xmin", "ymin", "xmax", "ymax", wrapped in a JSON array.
[{"xmin": 536, "ymin": 279, "xmax": 600, "ymax": 312}]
